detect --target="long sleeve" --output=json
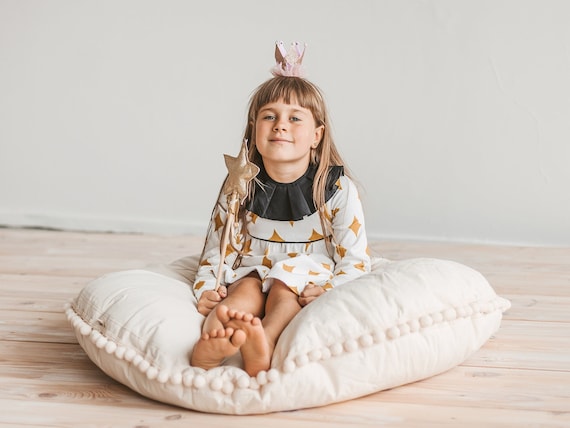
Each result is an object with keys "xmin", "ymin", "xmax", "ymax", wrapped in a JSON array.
[
  {"xmin": 327, "ymin": 176, "xmax": 371, "ymax": 287},
  {"xmin": 192, "ymin": 191, "xmax": 238, "ymax": 301}
]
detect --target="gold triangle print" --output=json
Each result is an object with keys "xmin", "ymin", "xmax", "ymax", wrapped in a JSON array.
[
  {"xmin": 349, "ymin": 216, "xmax": 361, "ymax": 236},
  {"xmin": 336, "ymin": 245, "xmax": 347, "ymax": 258},
  {"xmin": 242, "ymin": 239, "xmax": 252, "ymax": 254},
  {"xmin": 250, "ymin": 213, "xmax": 259, "ymax": 224},
  {"xmin": 308, "ymin": 229, "xmax": 324, "ymax": 241},
  {"xmin": 354, "ymin": 261, "xmax": 366, "ymax": 271},
  {"xmin": 262, "ymin": 256, "xmax": 273, "ymax": 268},
  {"xmin": 282, "ymin": 264, "xmax": 295, "ymax": 273},
  {"xmin": 224, "ymin": 245, "xmax": 234, "ymax": 258},
  {"xmin": 194, "ymin": 280, "xmax": 205, "ymax": 290},
  {"xmin": 269, "ymin": 230, "xmax": 285, "ymax": 242},
  {"xmin": 214, "ymin": 213, "xmax": 224, "ymax": 231}
]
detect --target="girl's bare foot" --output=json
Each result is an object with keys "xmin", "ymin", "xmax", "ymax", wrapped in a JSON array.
[
  {"xmin": 225, "ymin": 308, "xmax": 271, "ymax": 376},
  {"xmin": 190, "ymin": 326, "xmax": 246, "ymax": 370}
]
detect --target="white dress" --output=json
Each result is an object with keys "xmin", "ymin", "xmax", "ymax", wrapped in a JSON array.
[{"xmin": 192, "ymin": 166, "xmax": 370, "ymax": 300}]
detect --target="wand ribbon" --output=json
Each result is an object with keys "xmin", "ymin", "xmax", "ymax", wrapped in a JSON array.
[{"xmin": 214, "ymin": 140, "xmax": 260, "ymax": 291}]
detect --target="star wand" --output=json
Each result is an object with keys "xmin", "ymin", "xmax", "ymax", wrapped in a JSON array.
[{"xmin": 214, "ymin": 140, "xmax": 260, "ymax": 291}]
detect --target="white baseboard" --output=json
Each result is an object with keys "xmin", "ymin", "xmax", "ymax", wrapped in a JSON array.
[
  {"xmin": 0, "ymin": 212, "xmax": 207, "ymax": 236},
  {"xmin": 0, "ymin": 212, "xmax": 557, "ymax": 248}
]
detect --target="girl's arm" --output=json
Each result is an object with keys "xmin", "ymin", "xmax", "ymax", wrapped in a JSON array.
[
  {"xmin": 192, "ymin": 192, "xmax": 231, "ymax": 301},
  {"xmin": 328, "ymin": 175, "xmax": 371, "ymax": 287}
]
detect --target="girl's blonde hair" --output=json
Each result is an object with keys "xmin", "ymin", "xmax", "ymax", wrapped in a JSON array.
[{"xmin": 242, "ymin": 76, "xmax": 349, "ymax": 227}]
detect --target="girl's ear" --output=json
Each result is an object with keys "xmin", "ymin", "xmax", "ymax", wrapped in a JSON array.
[{"xmin": 313, "ymin": 125, "xmax": 324, "ymax": 147}]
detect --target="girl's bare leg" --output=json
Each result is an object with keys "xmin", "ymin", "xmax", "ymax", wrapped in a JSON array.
[
  {"xmin": 225, "ymin": 280, "xmax": 301, "ymax": 376},
  {"xmin": 190, "ymin": 275, "xmax": 265, "ymax": 370}
]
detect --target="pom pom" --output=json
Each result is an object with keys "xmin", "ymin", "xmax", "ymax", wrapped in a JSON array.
[
  {"xmin": 295, "ymin": 354, "xmax": 309, "ymax": 367},
  {"xmin": 308, "ymin": 349, "xmax": 322, "ymax": 361},
  {"xmin": 387, "ymin": 327, "xmax": 400, "ymax": 340},
  {"xmin": 210, "ymin": 377, "xmax": 223, "ymax": 391},
  {"xmin": 157, "ymin": 371, "xmax": 170, "ymax": 384},
  {"xmin": 267, "ymin": 369, "xmax": 279, "ymax": 382},
  {"xmin": 138, "ymin": 359, "xmax": 150, "ymax": 373},
  {"xmin": 283, "ymin": 359, "xmax": 296, "ymax": 373},
  {"xmin": 95, "ymin": 336, "xmax": 108, "ymax": 349},
  {"xmin": 170, "ymin": 372, "xmax": 182, "ymax": 385},
  {"xmin": 193, "ymin": 375, "xmax": 206, "ymax": 389},
  {"xmin": 330, "ymin": 343, "xmax": 343, "ymax": 356},
  {"xmin": 124, "ymin": 349, "xmax": 136, "ymax": 362},
  {"xmin": 104, "ymin": 341, "xmax": 117, "ymax": 354},
  {"xmin": 359, "ymin": 334, "xmax": 374, "ymax": 347},
  {"xmin": 114, "ymin": 346, "xmax": 126, "ymax": 360},
  {"xmin": 256, "ymin": 371, "xmax": 268, "ymax": 385},
  {"xmin": 344, "ymin": 339, "xmax": 358, "ymax": 353},
  {"xmin": 222, "ymin": 381, "xmax": 234, "ymax": 395},
  {"xmin": 146, "ymin": 366, "xmax": 158, "ymax": 380},
  {"xmin": 79, "ymin": 324, "xmax": 92, "ymax": 336},
  {"xmin": 236, "ymin": 375, "xmax": 250, "ymax": 389},
  {"xmin": 182, "ymin": 371, "xmax": 194, "ymax": 387}
]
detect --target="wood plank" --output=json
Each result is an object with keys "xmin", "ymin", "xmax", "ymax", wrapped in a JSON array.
[
  {"xmin": 466, "ymin": 320, "xmax": 570, "ymax": 372},
  {"xmin": 0, "ymin": 310, "xmax": 76, "ymax": 344}
]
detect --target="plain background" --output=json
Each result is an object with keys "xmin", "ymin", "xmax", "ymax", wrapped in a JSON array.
[{"xmin": 1, "ymin": 0, "xmax": 569, "ymax": 246}]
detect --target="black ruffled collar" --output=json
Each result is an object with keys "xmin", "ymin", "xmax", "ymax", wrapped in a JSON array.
[{"xmin": 246, "ymin": 164, "xmax": 344, "ymax": 221}]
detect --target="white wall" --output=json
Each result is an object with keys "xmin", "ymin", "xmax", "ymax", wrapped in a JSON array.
[{"xmin": 1, "ymin": 0, "xmax": 569, "ymax": 246}]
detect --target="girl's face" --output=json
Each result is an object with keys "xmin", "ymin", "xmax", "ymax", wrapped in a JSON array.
[{"xmin": 254, "ymin": 99, "xmax": 323, "ymax": 182}]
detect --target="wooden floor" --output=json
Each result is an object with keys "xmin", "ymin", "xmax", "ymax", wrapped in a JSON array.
[{"xmin": 1, "ymin": 228, "xmax": 569, "ymax": 427}]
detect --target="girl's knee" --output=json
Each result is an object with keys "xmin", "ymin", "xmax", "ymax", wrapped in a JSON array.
[
  {"xmin": 268, "ymin": 279, "xmax": 297, "ymax": 298},
  {"xmin": 228, "ymin": 275, "xmax": 263, "ymax": 296}
]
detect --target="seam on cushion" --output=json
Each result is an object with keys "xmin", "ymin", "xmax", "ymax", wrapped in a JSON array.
[
  {"xmin": 68, "ymin": 300, "xmax": 162, "ymax": 368},
  {"xmin": 64, "ymin": 303, "xmax": 280, "ymax": 393},
  {"xmin": 279, "ymin": 296, "xmax": 510, "ymax": 374},
  {"xmin": 65, "ymin": 295, "xmax": 510, "ymax": 395}
]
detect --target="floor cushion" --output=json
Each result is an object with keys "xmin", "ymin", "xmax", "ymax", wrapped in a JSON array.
[{"xmin": 66, "ymin": 255, "xmax": 510, "ymax": 414}]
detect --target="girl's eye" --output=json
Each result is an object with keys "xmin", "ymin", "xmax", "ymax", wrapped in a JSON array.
[
  {"xmin": 263, "ymin": 115, "xmax": 275, "ymax": 120},
  {"xmin": 290, "ymin": 116, "xmax": 301, "ymax": 122}
]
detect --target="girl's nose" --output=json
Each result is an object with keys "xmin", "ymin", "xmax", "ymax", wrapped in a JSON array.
[{"xmin": 273, "ymin": 119, "xmax": 287, "ymax": 131}]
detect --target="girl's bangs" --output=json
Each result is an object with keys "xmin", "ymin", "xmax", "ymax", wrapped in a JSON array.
[{"xmin": 254, "ymin": 78, "xmax": 321, "ymax": 118}]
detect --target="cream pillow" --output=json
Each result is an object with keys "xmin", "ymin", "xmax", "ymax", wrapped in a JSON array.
[{"xmin": 66, "ymin": 255, "xmax": 510, "ymax": 414}]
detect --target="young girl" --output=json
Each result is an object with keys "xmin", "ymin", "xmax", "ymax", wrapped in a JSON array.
[{"xmin": 191, "ymin": 44, "xmax": 370, "ymax": 376}]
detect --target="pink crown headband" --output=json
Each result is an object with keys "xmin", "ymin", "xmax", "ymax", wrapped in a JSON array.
[{"xmin": 271, "ymin": 41, "xmax": 307, "ymax": 78}]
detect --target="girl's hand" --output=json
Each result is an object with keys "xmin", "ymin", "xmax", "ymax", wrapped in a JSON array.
[
  {"xmin": 197, "ymin": 286, "xmax": 228, "ymax": 316},
  {"xmin": 298, "ymin": 283, "xmax": 325, "ymax": 307}
]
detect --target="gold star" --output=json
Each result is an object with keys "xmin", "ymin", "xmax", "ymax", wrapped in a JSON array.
[{"xmin": 222, "ymin": 140, "xmax": 260, "ymax": 202}]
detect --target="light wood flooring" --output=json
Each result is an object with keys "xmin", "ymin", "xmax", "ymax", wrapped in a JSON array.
[{"xmin": 0, "ymin": 228, "xmax": 569, "ymax": 427}]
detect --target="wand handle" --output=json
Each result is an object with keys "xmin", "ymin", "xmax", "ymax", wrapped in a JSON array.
[{"xmin": 213, "ymin": 192, "xmax": 239, "ymax": 292}]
